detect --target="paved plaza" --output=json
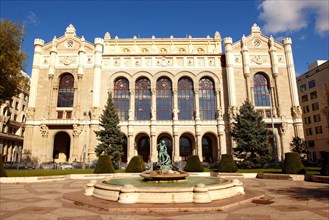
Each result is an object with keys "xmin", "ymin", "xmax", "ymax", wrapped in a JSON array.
[{"xmin": 0, "ymin": 177, "xmax": 328, "ymax": 220}]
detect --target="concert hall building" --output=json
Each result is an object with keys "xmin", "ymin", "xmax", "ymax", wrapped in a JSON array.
[{"xmin": 23, "ymin": 24, "xmax": 303, "ymax": 164}]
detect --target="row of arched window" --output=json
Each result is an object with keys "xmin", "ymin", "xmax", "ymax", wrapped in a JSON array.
[{"xmin": 56, "ymin": 73, "xmax": 271, "ymax": 120}]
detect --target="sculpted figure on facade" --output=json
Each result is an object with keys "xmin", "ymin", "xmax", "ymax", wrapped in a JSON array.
[
  {"xmin": 173, "ymin": 108, "xmax": 180, "ymax": 120},
  {"xmin": 72, "ymin": 124, "xmax": 83, "ymax": 138},
  {"xmin": 26, "ymin": 108, "xmax": 36, "ymax": 120},
  {"xmin": 291, "ymin": 106, "xmax": 302, "ymax": 120},
  {"xmin": 39, "ymin": 124, "xmax": 49, "ymax": 138},
  {"xmin": 90, "ymin": 107, "xmax": 99, "ymax": 120},
  {"xmin": 228, "ymin": 106, "xmax": 236, "ymax": 120},
  {"xmin": 216, "ymin": 108, "xmax": 223, "ymax": 119}
]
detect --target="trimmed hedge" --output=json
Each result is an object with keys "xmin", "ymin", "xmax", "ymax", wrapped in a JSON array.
[
  {"xmin": 0, "ymin": 154, "xmax": 7, "ymax": 177},
  {"xmin": 184, "ymin": 155, "xmax": 204, "ymax": 172},
  {"xmin": 218, "ymin": 154, "xmax": 238, "ymax": 173},
  {"xmin": 94, "ymin": 154, "xmax": 115, "ymax": 173},
  {"xmin": 125, "ymin": 155, "xmax": 146, "ymax": 173},
  {"xmin": 282, "ymin": 152, "xmax": 306, "ymax": 174},
  {"xmin": 320, "ymin": 152, "xmax": 329, "ymax": 176}
]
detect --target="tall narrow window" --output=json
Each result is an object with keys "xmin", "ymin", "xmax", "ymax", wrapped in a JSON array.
[
  {"xmin": 58, "ymin": 73, "xmax": 74, "ymax": 107},
  {"xmin": 253, "ymin": 73, "xmax": 270, "ymax": 106},
  {"xmin": 199, "ymin": 77, "xmax": 216, "ymax": 120},
  {"xmin": 156, "ymin": 77, "xmax": 172, "ymax": 120},
  {"xmin": 114, "ymin": 78, "xmax": 130, "ymax": 121},
  {"xmin": 135, "ymin": 78, "xmax": 151, "ymax": 120},
  {"xmin": 178, "ymin": 77, "xmax": 194, "ymax": 120}
]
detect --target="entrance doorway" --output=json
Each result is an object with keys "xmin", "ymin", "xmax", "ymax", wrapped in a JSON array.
[{"xmin": 53, "ymin": 132, "xmax": 70, "ymax": 162}]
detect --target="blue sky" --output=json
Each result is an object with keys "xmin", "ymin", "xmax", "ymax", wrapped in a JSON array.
[{"xmin": 1, "ymin": 0, "xmax": 328, "ymax": 76}]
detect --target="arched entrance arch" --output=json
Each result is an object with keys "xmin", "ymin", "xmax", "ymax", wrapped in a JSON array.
[
  {"xmin": 202, "ymin": 133, "xmax": 218, "ymax": 163},
  {"xmin": 121, "ymin": 135, "xmax": 128, "ymax": 163},
  {"xmin": 53, "ymin": 132, "xmax": 70, "ymax": 162},
  {"xmin": 157, "ymin": 134, "xmax": 173, "ymax": 160},
  {"xmin": 179, "ymin": 134, "xmax": 194, "ymax": 161},
  {"xmin": 135, "ymin": 134, "xmax": 150, "ymax": 162}
]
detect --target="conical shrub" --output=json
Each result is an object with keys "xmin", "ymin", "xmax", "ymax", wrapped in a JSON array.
[
  {"xmin": 282, "ymin": 152, "xmax": 306, "ymax": 174},
  {"xmin": 94, "ymin": 154, "xmax": 115, "ymax": 173},
  {"xmin": 184, "ymin": 155, "xmax": 204, "ymax": 172},
  {"xmin": 218, "ymin": 154, "xmax": 238, "ymax": 172},
  {"xmin": 0, "ymin": 154, "xmax": 8, "ymax": 177},
  {"xmin": 125, "ymin": 155, "xmax": 146, "ymax": 173}
]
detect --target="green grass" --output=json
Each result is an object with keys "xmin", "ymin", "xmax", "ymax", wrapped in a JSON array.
[{"xmin": 4, "ymin": 167, "xmax": 321, "ymax": 177}]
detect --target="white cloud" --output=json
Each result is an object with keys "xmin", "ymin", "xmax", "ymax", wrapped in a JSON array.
[
  {"xmin": 26, "ymin": 10, "xmax": 39, "ymax": 25},
  {"xmin": 258, "ymin": 0, "xmax": 329, "ymax": 36}
]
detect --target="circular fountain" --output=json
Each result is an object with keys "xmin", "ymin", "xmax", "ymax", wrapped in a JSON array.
[{"xmin": 86, "ymin": 141, "xmax": 245, "ymax": 204}]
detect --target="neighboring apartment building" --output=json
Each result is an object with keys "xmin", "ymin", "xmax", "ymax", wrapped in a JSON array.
[
  {"xmin": 23, "ymin": 24, "xmax": 303, "ymax": 164},
  {"xmin": 0, "ymin": 71, "xmax": 30, "ymax": 162},
  {"xmin": 297, "ymin": 60, "xmax": 329, "ymax": 161}
]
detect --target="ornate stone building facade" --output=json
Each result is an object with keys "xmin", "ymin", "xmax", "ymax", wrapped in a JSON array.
[
  {"xmin": 1, "ymin": 71, "xmax": 30, "ymax": 162},
  {"xmin": 24, "ymin": 24, "xmax": 303, "ymax": 164}
]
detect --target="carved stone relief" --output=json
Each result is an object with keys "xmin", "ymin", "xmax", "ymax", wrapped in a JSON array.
[
  {"xmin": 73, "ymin": 124, "xmax": 83, "ymax": 138},
  {"xmin": 39, "ymin": 124, "xmax": 49, "ymax": 138},
  {"xmin": 43, "ymin": 56, "xmax": 50, "ymax": 64},
  {"xmin": 250, "ymin": 55, "xmax": 268, "ymax": 65},
  {"xmin": 291, "ymin": 106, "xmax": 302, "ymax": 120},
  {"xmin": 26, "ymin": 108, "xmax": 36, "ymax": 120},
  {"xmin": 59, "ymin": 56, "xmax": 77, "ymax": 65},
  {"xmin": 234, "ymin": 55, "xmax": 241, "ymax": 63}
]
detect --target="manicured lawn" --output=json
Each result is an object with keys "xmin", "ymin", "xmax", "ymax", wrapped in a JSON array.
[{"xmin": 5, "ymin": 169, "xmax": 94, "ymax": 177}]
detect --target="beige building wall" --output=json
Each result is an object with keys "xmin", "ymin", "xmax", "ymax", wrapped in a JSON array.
[
  {"xmin": 23, "ymin": 24, "xmax": 303, "ymax": 165},
  {"xmin": 0, "ymin": 71, "xmax": 30, "ymax": 162},
  {"xmin": 297, "ymin": 60, "xmax": 329, "ymax": 160}
]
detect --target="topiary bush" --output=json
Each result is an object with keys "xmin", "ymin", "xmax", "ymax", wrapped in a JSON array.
[
  {"xmin": 184, "ymin": 155, "xmax": 204, "ymax": 172},
  {"xmin": 218, "ymin": 154, "xmax": 238, "ymax": 173},
  {"xmin": 0, "ymin": 154, "xmax": 7, "ymax": 177},
  {"xmin": 282, "ymin": 152, "xmax": 306, "ymax": 174},
  {"xmin": 94, "ymin": 154, "xmax": 115, "ymax": 173},
  {"xmin": 125, "ymin": 155, "xmax": 146, "ymax": 173},
  {"xmin": 320, "ymin": 152, "xmax": 329, "ymax": 176}
]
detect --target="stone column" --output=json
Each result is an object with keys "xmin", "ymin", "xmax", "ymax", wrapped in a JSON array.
[
  {"xmin": 224, "ymin": 37, "xmax": 236, "ymax": 108},
  {"xmin": 27, "ymin": 39, "xmax": 44, "ymax": 116},
  {"xmin": 129, "ymin": 90, "xmax": 135, "ymax": 121},
  {"xmin": 241, "ymin": 35, "xmax": 251, "ymax": 101},
  {"xmin": 283, "ymin": 38, "xmax": 303, "ymax": 138},
  {"xmin": 150, "ymin": 132, "xmax": 157, "ymax": 162},
  {"xmin": 39, "ymin": 124, "xmax": 49, "ymax": 162},
  {"xmin": 72, "ymin": 124, "xmax": 83, "ymax": 161},
  {"xmin": 194, "ymin": 88, "xmax": 200, "ymax": 120},
  {"xmin": 269, "ymin": 36, "xmax": 281, "ymax": 116},
  {"xmin": 173, "ymin": 131, "xmax": 180, "ymax": 162},
  {"xmin": 127, "ymin": 124, "xmax": 135, "ymax": 162},
  {"xmin": 151, "ymin": 88, "xmax": 156, "ymax": 120},
  {"xmin": 92, "ymin": 38, "xmax": 103, "ymax": 108}
]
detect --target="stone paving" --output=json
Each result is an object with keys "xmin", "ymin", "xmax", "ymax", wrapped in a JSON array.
[{"xmin": 0, "ymin": 177, "xmax": 328, "ymax": 220}]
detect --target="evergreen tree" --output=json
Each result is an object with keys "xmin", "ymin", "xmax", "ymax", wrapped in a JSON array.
[
  {"xmin": 290, "ymin": 136, "xmax": 307, "ymax": 155},
  {"xmin": 230, "ymin": 100, "xmax": 272, "ymax": 167},
  {"xmin": 94, "ymin": 93, "xmax": 124, "ymax": 162}
]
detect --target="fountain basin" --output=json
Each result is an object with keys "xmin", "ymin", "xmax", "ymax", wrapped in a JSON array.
[{"xmin": 89, "ymin": 176, "xmax": 245, "ymax": 204}]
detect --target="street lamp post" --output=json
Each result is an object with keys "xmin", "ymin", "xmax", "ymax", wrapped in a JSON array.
[
  {"xmin": 267, "ymin": 87, "xmax": 278, "ymax": 162},
  {"xmin": 82, "ymin": 111, "xmax": 87, "ymax": 169}
]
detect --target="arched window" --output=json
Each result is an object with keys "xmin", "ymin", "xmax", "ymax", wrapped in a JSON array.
[
  {"xmin": 156, "ymin": 78, "xmax": 172, "ymax": 120},
  {"xmin": 179, "ymin": 136, "xmax": 192, "ymax": 161},
  {"xmin": 135, "ymin": 78, "xmax": 151, "ymax": 120},
  {"xmin": 253, "ymin": 73, "xmax": 270, "ymax": 106},
  {"xmin": 114, "ymin": 78, "xmax": 130, "ymax": 121},
  {"xmin": 178, "ymin": 77, "xmax": 194, "ymax": 120},
  {"xmin": 199, "ymin": 77, "xmax": 216, "ymax": 120},
  {"xmin": 57, "ymin": 73, "xmax": 74, "ymax": 107}
]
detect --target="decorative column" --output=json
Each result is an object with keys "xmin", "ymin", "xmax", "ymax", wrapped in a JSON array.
[
  {"xmin": 127, "ymin": 89, "xmax": 135, "ymax": 162},
  {"xmin": 39, "ymin": 124, "xmax": 49, "ymax": 162},
  {"xmin": 92, "ymin": 37, "xmax": 104, "ymax": 109},
  {"xmin": 283, "ymin": 38, "xmax": 303, "ymax": 138},
  {"xmin": 151, "ymin": 88, "xmax": 156, "ymax": 120},
  {"xmin": 27, "ymin": 39, "xmax": 44, "ymax": 120},
  {"xmin": 241, "ymin": 35, "xmax": 251, "ymax": 101},
  {"xmin": 75, "ymin": 36, "xmax": 86, "ymax": 118},
  {"xmin": 172, "ymin": 88, "xmax": 180, "ymax": 161},
  {"xmin": 150, "ymin": 88, "xmax": 157, "ymax": 162},
  {"xmin": 72, "ymin": 124, "xmax": 83, "ymax": 161},
  {"xmin": 269, "ymin": 36, "xmax": 281, "ymax": 116},
  {"xmin": 224, "ymin": 37, "xmax": 237, "ymax": 118},
  {"xmin": 129, "ymin": 90, "xmax": 135, "ymax": 121}
]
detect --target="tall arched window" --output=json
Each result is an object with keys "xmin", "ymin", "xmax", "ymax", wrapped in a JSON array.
[
  {"xmin": 156, "ymin": 77, "xmax": 172, "ymax": 120},
  {"xmin": 178, "ymin": 77, "xmax": 194, "ymax": 120},
  {"xmin": 179, "ymin": 136, "xmax": 192, "ymax": 161},
  {"xmin": 199, "ymin": 77, "xmax": 216, "ymax": 120},
  {"xmin": 135, "ymin": 78, "xmax": 151, "ymax": 120},
  {"xmin": 114, "ymin": 78, "xmax": 130, "ymax": 121},
  {"xmin": 57, "ymin": 73, "xmax": 74, "ymax": 107},
  {"xmin": 254, "ymin": 73, "xmax": 270, "ymax": 106}
]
